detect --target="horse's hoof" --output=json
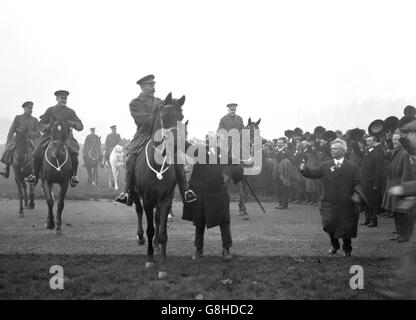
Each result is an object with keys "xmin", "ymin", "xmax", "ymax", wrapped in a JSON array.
[
  {"xmin": 145, "ymin": 262, "xmax": 154, "ymax": 269},
  {"xmin": 56, "ymin": 230, "xmax": 63, "ymax": 236},
  {"xmin": 45, "ymin": 222, "xmax": 55, "ymax": 230},
  {"xmin": 18, "ymin": 212, "xmax": 24, "ymax": 218},
  {"xmin": 29, "ymin": 203, "xmax": 35, "ymax": 209},
  {"xmin": 24, "ymin": 204, "xmax": 29, "ymax": 209},
  {"xmin": 137, "ymin": 236, "xmax": 145, "ymax": 245},
  {"xmin": 158, "ymin": 271, "xmax": 168, "ymax": 279}
]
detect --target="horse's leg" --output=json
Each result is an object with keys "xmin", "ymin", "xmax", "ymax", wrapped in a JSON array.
[
  {"xmin": 113, "ymin": 166, "xmax": 119, "ymax": 190},
  {"xmin": 43, "ymin": 182, "xmax": 55, "ymax": 229},
  {"xmin": 134, "ymin": 194, "xmax": 145, "ymax": 245},
  {"xmin": 154, "ymin": 205, "xmax": 160, "ymax": 251},
  {"xmin": 14, "ymin": 172, "xmax": 24, "ymax": 217},
  {"xmin": 158, "ymin": 198, "xmax": 171, "ymax": 277},
  {"xmin": 144, "ymin": 202, "xmax": 155, "ymax": 268},
  {"xmin": 23, "ymin": 180, "xmax": 29, "ymax": 209},
  {"xmin": 29, "ymin": 182, "xmax": 35, "ymax": 209},
  {"xmin": 55, "ymin": 182, "xmax": 68, "ymax": 236},
  {"xmin": 93, "ymin": 165, "xmax": 97, "ymax": 186}
]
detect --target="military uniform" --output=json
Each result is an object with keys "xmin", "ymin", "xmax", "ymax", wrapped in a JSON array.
[
  {"xmin": 28, "ymin": 91, "xmax": 83, "ymax": 185},
  {"xmin": 83, "ymin": 132, "xmax": 100, "ymax": 164},
  {"xmin": 104, "ymin": 131, "xmax": 121, "ymax": 163},
  {"xmin": 1, "ymin": 114, "xmax": 40, "ymax": 165}
]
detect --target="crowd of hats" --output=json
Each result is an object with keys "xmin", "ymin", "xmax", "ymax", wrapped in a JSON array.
[{"xmin": 278, "ymin": 105, "xmax": 416, "ymax": 145}]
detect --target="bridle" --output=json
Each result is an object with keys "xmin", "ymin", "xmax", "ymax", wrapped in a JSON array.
[
  {"xmin": 146, "ymin": 104, "xmax": 181, "ymax": 181},
  {"xmin": 44, "ymin": 123, "xmax": 70, "ymax": 172}
]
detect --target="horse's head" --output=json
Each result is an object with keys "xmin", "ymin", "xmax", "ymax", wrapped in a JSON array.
[
  {"xmin": 14, "ymin": 127, "xmax": 30, "ymax": 161},
  {"xmin": 50, "ymin": 120, "xmax": 70, "ymax": 158},
  {"xmin": 245, "ymin": 117, "xmax": 261, "ymax": 143},
  {"xmin": 153, "ymin": 92, "xmax": 185, "ymax": 151}
]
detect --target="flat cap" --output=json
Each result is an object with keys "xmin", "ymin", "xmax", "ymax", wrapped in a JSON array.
[
  {"xmin": 54, "ymin": 90, "xmax": 69, "ymax": 97},
  {"xmin": 226, "ymin": 103, "xmax": 238, "ymax": 108},
  {"xmin": 136, "ymin": 74, "xmax": 155, "ymax": 86},
  {"xmin": 22, "ymin": 101, "xmax": 33, "ymax": 108}
]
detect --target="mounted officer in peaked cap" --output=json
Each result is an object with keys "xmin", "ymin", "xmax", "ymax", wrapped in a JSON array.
[
  {"xmin": 0, "ymin": 101, "xmax": 40, "ymax": 178},
  {"xmin": 104, "ymin": 125, "xmax": 121, "ymax": 165},
  {"xmin": 26, "ymin": 90, "xmax": 84, "ymax": 187}
]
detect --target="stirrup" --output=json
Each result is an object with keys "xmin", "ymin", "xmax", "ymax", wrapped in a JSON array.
[
  {"xmin": 70, "ymin": 176, "xmax": 80, "ymax": 187},
  {"xmin": 185, "ymin": 190, "xmax": 197, "ymax": 203}
]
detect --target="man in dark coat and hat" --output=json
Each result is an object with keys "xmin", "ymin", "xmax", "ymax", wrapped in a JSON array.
[
  {"xmin": 300, "ymin": 138, "xmax": 362, "ymax": 256},
  {"xmin": 182, "ymin": 140, "xmax": 233, "ymax": 261},
  {"xmin": 359, "ymin": 135, "xmax": 384, "ymax": 227}
]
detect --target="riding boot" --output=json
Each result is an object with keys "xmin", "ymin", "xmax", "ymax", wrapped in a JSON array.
[
  {"xmin": 26, "ymin": 155, "xmax": 41, "ymax": 185},
  {"xmin": 175, "ymin": 164, "xmax": 196, "ymax": 203},
  {"xmin": 69, "ymin": 153, "xmax": 80, "ymax": 187},
  {"xmin": 0, "ymin": 164, "xmax": 10, "ymax": 178},
  {"xmin": 115, "ymin": 155, "xmax": 135, "ymax": 206}
]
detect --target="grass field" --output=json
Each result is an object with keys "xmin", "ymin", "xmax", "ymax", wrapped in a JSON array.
[{"xmin": 0, "ymin": 198, "xmax": 409, "ymax": 300}]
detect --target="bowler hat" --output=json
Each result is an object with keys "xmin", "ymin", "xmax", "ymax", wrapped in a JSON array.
[
  {"xmin": 368, "ymin": 119, "xmax": 385, "ymax": 137},
  {"xmin": 323, "ymin": 130, "xmax": 336, "ymax": 142},
  {"xmin": 384, "ymin": 116, "xmax": 399, "ymax": 133},
  {"xmin": 404, "ymin": 105, "xmax": 416, "ymax": 117}
]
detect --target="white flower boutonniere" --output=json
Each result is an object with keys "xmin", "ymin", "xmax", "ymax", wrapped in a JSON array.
[{"xmin": 330, "ymin": 166, "xmax": 335, "ymax": 172}]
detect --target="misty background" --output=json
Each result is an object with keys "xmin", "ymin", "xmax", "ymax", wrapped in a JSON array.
[{"xmin": 1, "ymin": 0, "xmax": 416, "ymax": 144}]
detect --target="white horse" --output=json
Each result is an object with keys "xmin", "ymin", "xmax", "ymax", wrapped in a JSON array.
[{"xmin": 105, "ymin": 144, "xmax": 125, "ymax": 191}]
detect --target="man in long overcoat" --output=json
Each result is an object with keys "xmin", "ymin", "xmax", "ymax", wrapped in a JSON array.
[
  {"xmin": 182, "ymin": 143, "xmax": 232, "ymax": 261},
  {"xmin": 300, "ymin": 138, "xmax": 362, "ymax": 256},
  {"xmin": 359, "ymin": 136, "xmax": 384, "ymax": 227},
  {"xmin": 381, "ymin": 132, "xmax": 413, "ymax": 242}
]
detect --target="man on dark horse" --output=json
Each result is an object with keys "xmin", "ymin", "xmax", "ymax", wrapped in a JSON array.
[
  {"xmin": 26, "ymin": 90, "xmax": 84, "ymax": 187},
  {"xmin": 104, "ymin": 125, "xmax": 121, "ymax": 165},
  {"xmin": 0, "ymin": 101, "xmax": 40, "ymax": 178},
  {"xmin": 82, "ymin": 127, "xmax": 100, "ymax": 166},
  {"xmin": 217, "ymin": 103, "xmax": 250, "ymax": 218},
  {"xmin": 116, "ymin": 74, "xmax": 190, "ymax": 205}
]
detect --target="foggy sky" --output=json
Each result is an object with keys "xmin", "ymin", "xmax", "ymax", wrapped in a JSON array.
[{"xmin": 1, "ymin": 0, "xmax": 416, "ymax": 144}]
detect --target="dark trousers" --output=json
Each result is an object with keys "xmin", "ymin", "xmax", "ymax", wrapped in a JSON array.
[
  {"xmin": 195, "ymin": 223, "xmax": 232, "ymax": 251},
  {"xmin": 329, "ymin": 232, "xmax": 352, "ymax": 253},
  {"xmin": 277, "ymin": 179, "xmax": 290, "ymax": 208},
  {"xmin": 394, "ymin": 212, "xmax": 415, "ymax": 239},
  {"xmin": 365, "ymin": 208, "xmax": 378, "ymax": 224}
]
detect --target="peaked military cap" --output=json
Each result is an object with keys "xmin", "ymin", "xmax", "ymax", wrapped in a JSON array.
[
  {"xmin": 22, "ymin": 101, "xmax": 33, "ymax": 108},
  {"xmin": 110, "ymin": 125, "xmax": 117, "ymax": 129},
  {"xmin": 54, "ymin": 90, "xmax": 69, "ymax": 97},
  {"xmin": 226, "ymin": 103, "xmax": 238, "ymax": 108},
  {"xmin": 136, "ymin": 74, "xmax": 155, "ymax": 86}
]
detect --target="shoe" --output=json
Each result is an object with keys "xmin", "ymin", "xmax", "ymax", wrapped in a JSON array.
[
  {"xmin": 70, "ymin": 176, "xmax": 80, "ymax": 187},
  {"xmin": 367, "ymin": 222, "xmax": 378, "ymax": 227},
  {"xmin": 384, "ymin": 213, "xmax": 394, "ymax": 218},
  {"xmin": 26, "ymin": 175, "xmax": 37, "ymax": 185},
  {"xmin": 360, "ymin": 221, "xmax": 369, "ymax": 226},
  {"xmin": 192, "ymin": 249, "xmax": 203, "ymax": 260},
  {"xmin": 390, "ymin": 236, "xmax": 400, "ymax": 241},
  {"xmin": 343, "ymin": 251, "xmax": 352, "ymax": 257},
  {"xmin": 397, "ymin": 237, "xmax": 410, "ymax": 243},
  {"xmin": 242, "ymin": 214, "xmax": 250, "ymax": 220},
  {"xmin": 115, "ymin": 192, "xmax": 133, "ymax": 206},
  {"xmin": 222, "ymin": 248, "xmax": 232, "ymax": 261},
  {"xmin": 0, "ymin": 170, "xmax": 9, "ymax": 178},
  {"xmin": 327, "ymin": 247, "xmax": 338, "ymax": 255}
]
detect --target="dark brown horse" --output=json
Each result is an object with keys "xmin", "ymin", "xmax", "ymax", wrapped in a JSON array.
[
  {"xmin": 86, "ymin": 136, "xmax": 101, "ymax": 186},
  {"xmin": 133, "ymin": 93, "xmax": 185, "ymax": 277},
  {"xmin": 41, "ymin": 121, "xmax": 72, "ymax": 236},
  {"xmin": 12, "ymin": 127, "xmax": 35, "ymax": 216}
]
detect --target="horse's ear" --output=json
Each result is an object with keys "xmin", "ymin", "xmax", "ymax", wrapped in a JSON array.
[
  {"xmin": 256, "ymin": 118, "xmax": 261, "ymax": 126},
  {"xmin": 185, "ymin": 120, "xmax": 189, "ymax": 126},
  {"xmin": 177, "ymin": 95, "xmax": 186, "ymax": 107},
  {"xmin": 247, "ymin": 117, "xmax": 252, "ymax": 125},
  {"xmin": 164, "ymin": 92, "xmax": 173, "ymax": 105}
]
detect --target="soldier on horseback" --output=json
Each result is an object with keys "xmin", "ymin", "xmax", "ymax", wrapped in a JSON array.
[
  {"xmin": 104, "ymin": 125, "xmax": 121, "ymax": 165},
  {"xmin": 26, "ymin": 90, "xmax": 84, "ymax": 187},
  {"xmin": 83, "ymin": 128, "xmax": 100, "ymax": 167},
  {"xmin": 0, "ymin": 101, "xmax": 40, "ymax": 178},
  {"xmin": 116, "ymin": 75, "xmax": 191, "ymax": 205}
]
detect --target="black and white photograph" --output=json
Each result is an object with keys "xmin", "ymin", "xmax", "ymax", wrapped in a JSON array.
[{"xmin": 1, "ymin": 0, "xmax": 416, "ymax": 307}]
